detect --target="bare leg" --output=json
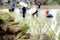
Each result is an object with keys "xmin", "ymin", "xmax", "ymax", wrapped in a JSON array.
[
  {"xmin": 36, "ymin": 13, "xmax": 38, "ymax": 17},
  {"xmin": 32, "ymin": 13, "xmax": 36, "ymax": 17}
]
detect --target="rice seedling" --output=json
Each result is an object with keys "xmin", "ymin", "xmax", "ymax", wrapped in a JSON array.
[{"xmin": 58, "ymin": 33, "xmax": 60, "ymax": 40}]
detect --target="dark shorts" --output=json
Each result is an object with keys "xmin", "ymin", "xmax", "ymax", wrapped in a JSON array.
[
  {"xmin": 35, "ymin": 10, "xmax": 38, "ymax": 13},
  {"xmin": 22, "ymin": 11, "xmax": 26, "ymax": 18},
  {"xmin": 9, "ymin": 8, "xmax": 15, "ymax": 12},
  {"xmin": 8, "ymin": 1, "xmax": 10, "ymax": 3},
  {"xmin": 17, "ymin": 2, "xmax": 19, "ymax": 4},
  {"xmin": 12, "ymin": 8, "xmax": 14, "ymax": 12}
]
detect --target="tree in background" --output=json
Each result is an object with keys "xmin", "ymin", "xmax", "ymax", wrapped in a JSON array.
[{"xmin": 58, "ymin": 0, "xmax": 60, "ymax": 5}]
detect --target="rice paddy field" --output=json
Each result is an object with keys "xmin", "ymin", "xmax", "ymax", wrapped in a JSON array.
[{"xmin": 0, "ymin": 9, "xmax": 60, "ymax": 40}]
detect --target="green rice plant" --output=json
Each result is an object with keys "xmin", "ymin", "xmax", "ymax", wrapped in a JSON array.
[
  {"xmin": 21, "ymin": 24, "xmax": 30, "ymax": 34},
  {"xmin": 58, "ymin": 33, "xmax": 60, "ymax": 40},
  {"xmin": 55, "ymin": 25, "xmax": 59, "ymax": 32},
  {"xmin": 47, "ymin": 29, "xmax": 56, "ymax": 40},
  {"xmin": 1, "ymin": 4, "xmax": 11, "ymax": 9},
  {"xmin": 0, "ymin": 12, "xmax": 15, "ymax": 22},
  {"xmin": 56, "ymin": 12, "xmax": 60, "ymax": 27},
  {"xmin": 35, "ymin": 19, "xmax": 42, "ymax": 33},
  {"xmin": 0, "ymin": 15, "xmax": 2, "ymax": 19}
]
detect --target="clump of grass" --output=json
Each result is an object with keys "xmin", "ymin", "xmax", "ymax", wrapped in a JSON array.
[
  {"xmin": 58, "ymin": 33, "xmax": 60, "ymax": 40},
  {"xmin": 47, "ymin": 29, "xmax": 56, "ymax": 40},
  {"xmin": 0, "ymin": 12, "xmax": 30, "ymax": 40},
  {"xmin": 0, "ymin": 12, "xmax": 15, "ymax": 22}
]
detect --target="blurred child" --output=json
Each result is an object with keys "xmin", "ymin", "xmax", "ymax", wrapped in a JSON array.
[
  {"xmin": 11, "ymin": 2, "xmax": 16, "ymax": 12},
  {"xmin": 22, "ymin": 6, "xmax": 26, "ymax": 18},
  {"xmin": 32, "ymin": 5, "xmax": 38, "ymax": 17},
  {"xmin": 45, "ymin": 10, "xmax": 53, "ymax": 18}
]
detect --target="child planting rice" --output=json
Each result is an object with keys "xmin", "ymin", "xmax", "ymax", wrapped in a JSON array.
[
  {"xmin": 32, "ymin": 2, "xmax": 39, "ymax": 17},
  {"xmin": 22, "ymin": 6, "xmax": 27, "ymax": 18},
  {"xmin": 45, "ymin": 10, "xmax": 53, "ymax": 18},
  {"xmin": 9, "ymin": 1, "xmax": 16, "ymax": 12}
]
